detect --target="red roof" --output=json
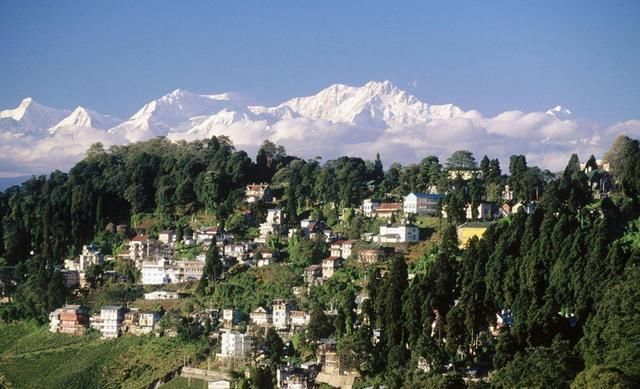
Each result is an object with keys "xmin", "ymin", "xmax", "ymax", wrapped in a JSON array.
[
  {"xmin": 131, "ymin": 235, "xmax": 148, "ymax": 242},
  {"xmin": 323, "ymin": 256, "xmax": 342, "ymax": 262},
  {"xmin": 377, "ymin": 203, "xmax": 402, "ymax": 210}
]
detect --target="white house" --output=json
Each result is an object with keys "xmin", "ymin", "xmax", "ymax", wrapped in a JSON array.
[
  {"xmin": 330, "ymin": 240, "xmax": 357, "ymax": 259},
  {"xmin": 322, "ymin": 257, "xmax": 343, "ymax": 279},
  {"xmin": 362, "ymin": 199, "xmax": 381, "ymax": 217},
  {"xmin": 158, "ymin": 230, "xmax": 176, "ymax": 245},
  {"xmin": 48, "ymin": 308, "xmax": 62, "ymax": 333},
  {"xmin": 290, "ymin": 310, "xmax": 310, "ymax": 328},
  {"xmin": 465, "ymin": 202, "xmax": 496, "ymax": 220},
  {"xmin": 245, "ymin": 183, "xmax": 273, "ymax": 203},
  {"xmin": 257, "ymin": 209, "xmax": 284, "ymax": 243},
  {"xmin": 134, "ymin": 312, "xmax": 161, "ymax": 335},
  {"xmin": 141, "ymin": 259, "xmax": 172, "ymax": 285},
  {"xmin": 174, "ymin": 260, "xmax": 204, "ymax": 283},
  {"xmin": 65, "ymin": 244, "xmax": 104, "ymax": 272},
  {"xmin": 220, "ymin": 331, "xmax": 252, "ymax": 359},
  {"xmin": 209, "ymin": 380, "xmax": 232, "ymax": 389},
  {"xmin": 95, "ymin": 306, "xmax": 125, "ymax": 339},
  {"xmin": 378, "ymin": 223, "xmax": 420, "ymax": 243},
  {"xmin": 272, "ymin": 299, "xmax": 294, "ymax": 329},
  {"xmin": 250, "ymin": 306, "xmax": 272, "ymax": 326},
  {"xmin": 222, "ymin": 308, "xmax": 241, "ymax": 327},
  {"xmin": 129, "ymin": 235, "xmax": 150, "ymax": 262},
  {"xmin": 403, "ymin": 193, "xmax": 444, "ymax": 216}
]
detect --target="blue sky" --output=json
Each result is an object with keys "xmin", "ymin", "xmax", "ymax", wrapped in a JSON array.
[{"xmin": 1, "ymin": 0, "xmax": 639, "ymax": 122}]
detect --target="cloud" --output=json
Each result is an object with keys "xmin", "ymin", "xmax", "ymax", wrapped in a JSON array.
[{"xmin": 2, "ymin": 105, "xmax": 639, "ymax": 177}]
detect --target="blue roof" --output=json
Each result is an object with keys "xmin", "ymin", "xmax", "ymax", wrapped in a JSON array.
[{"xmin": 408, "ymin": 192, "xmax": 444, "ymax": 200}]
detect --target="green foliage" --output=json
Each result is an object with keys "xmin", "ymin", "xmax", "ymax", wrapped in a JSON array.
[
  {"xmin": 446, "ymin": 150, "xmax": 477, "ymax": 171},
  {"xmin": 580, "ymin": 266, "xmax": 640, "ymax": 379},
  {"xmin": 492, "ymin": 339, "xmax": 583, "ymax": 389},
  {"xmin": 208, "ymin": 265, "xmax": 300, "ymax": 313},
  {"xmin": 570, "ymin": 365, "xmax": 635, "ymax": 389},
  {"xmin": 287, "ymin": 235, "xmax": 328, "ymax": 270}
]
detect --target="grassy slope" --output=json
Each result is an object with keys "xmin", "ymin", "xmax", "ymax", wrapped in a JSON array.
[{"xmin": 0, "ymin": 322, "xmax": 205, "ymax": 389}]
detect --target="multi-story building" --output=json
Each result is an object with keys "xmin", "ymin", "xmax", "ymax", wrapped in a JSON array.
[
  {"xmin": 276, "ymin": 365, "xmax": 311, "ymax": 389},
  {"xmin": 158, "ymin": 230, "xmax": 176, "ymax": 245},
  {"xmin": 372, "ymin": 202, "xmax": 403, "ymax": 218},
  {"xmin": 60, "ymin": 269, "xmax": 80, "ymax": 288},
  {"xmin": 175, "ymin": 260, "xmax": 205, "ymax": 283},
  {"xmin": 304, "ymin": 264, "xmax": 323, "ymax": 286},
  {"xmin": 93, "ymin": 306, "xmax": 126, "ymax": 339},
  {"xmin": 64, "ymin": 244, "xmax": 104, "ymax": 272},
  {"xmin": 322, "ymin": 257, "xmax": 343, "ymax": 279},
  {"xmin": 272, "ymin": 299, "xmax": 295, "ymax": 329},
  {"xmin": 135, "ymin": 312, "xmax": 161, "ymax": 335},
  {"xmin": 250, "ymin": 306, "xmax": 272, "ymax": 327},
  {"xmin": 330, "ymin": 240, "xmax": 357, "ymax": 259},
  {"xmin": 48, "ymin": 308, "xmax": 62, "ymax": 333},
  {"xmin": 289, "ymin": 310, "xmax": 310, "ymax": 329},
  {"xmin": 378, "ymin": 223, "xmax": 420, "ymax": 243},
  {"xmin": 245, "ymin": 183, "xmax": 273, "ymax": 203},
  {"xmin": 403, "ymin": 192, "xmax": 444, "ymax": 216},
  {"xmin": 222, "ymin": 308, "xmax": 241, "ymax": 327},
  {"xmin": 356, "ymin": 245, "xmax": 385, "ymax": 265},
  {"xmin": 362, "ymin": 199, "xmax": 381, "ymax": 217},
  {"xmin": 58, "ymin": 305, "xmax": 90, "ymax": 335},
  {"xmin": 257, "ymin": 208, "xmax": 284, "ymax": 243},
  {"xmin": 220, "ymin": 331, "xmax": 252, "ymax": 359},
  {"xmin": 141, "ymin": 259, "xmax": 172, "ymax": 285}
]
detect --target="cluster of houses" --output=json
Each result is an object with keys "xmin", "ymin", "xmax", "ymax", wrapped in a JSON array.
[{"xmin": 48, "ymin": 304, "xmax": 160, "ymax": 338}]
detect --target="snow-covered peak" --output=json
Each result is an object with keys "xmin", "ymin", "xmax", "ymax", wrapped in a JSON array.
[
  {"xmin": 269, "ymin": 80, "xmax": 464, "ymax": 127},
  {"xmin": 109, "ymin": 89, "xmax": 254, "ymax": 142},
  {"xmin": 0, "ymin": 97, "xmax": 70, "ymax": 136},
  {"xmin": 48, "ymin": 106, "xmax": 121, "ymax": 137},
  {"xmin": 546, "ymin": 105, "xmax": 573, "ymax": 120}
]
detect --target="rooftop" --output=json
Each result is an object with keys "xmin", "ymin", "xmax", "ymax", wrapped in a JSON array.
[{"xmin": 458, "ymin": 221, "xmax": 497, "ymax": 229}]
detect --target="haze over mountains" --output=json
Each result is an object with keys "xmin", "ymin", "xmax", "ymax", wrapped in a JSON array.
[{"xmin": 1, "ymin": 80, "xmax": 639, "ymax": 177}]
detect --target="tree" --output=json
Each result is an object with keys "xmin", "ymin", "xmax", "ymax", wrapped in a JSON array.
[
  {"xmin": 446, "ymin": 150, "xmax": 477, "ymax": 171},
  {"xmin": 308, "ymin": 305, "xmax": 334, "ymax": 341},
  {"xmin": 580, "ymin": 266, "xmax": 640, "ymax": 379},
  {"xmin": 85, "ymin": 263, "xmax": 104, "ymax": 289},
  {"xmin": 288, "ymin": 236, "xmax": 328, "ymax": 269},
  {"xmin": 384, "ymin": 255, "xmax": 408, "ymax": 353},
  {"xmin": 571, "ymin": 365, "xmax": 635, "ymax": 389},
  {"xmin": 492, "ymin": 338, "xmax": 582, "ymax": 388},
  {"xmin": 198, "ymin": 243, "xmax": 223, "ymax": 294},
  {"xmin": 264, "ymin": 327, "xmax": 285, "ymax": 367},
  {"xmin": 372, "ymin": 152, "xmax": 384, "ymax": 184}
]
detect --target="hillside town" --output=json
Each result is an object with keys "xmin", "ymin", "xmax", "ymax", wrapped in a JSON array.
[{"xmin": 31, "ymin": 152, "xmax": 619, "ymax": 388}]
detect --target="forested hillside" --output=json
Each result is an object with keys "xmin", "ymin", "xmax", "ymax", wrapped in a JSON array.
[{"xmin": 1, "ymin": 134, "xmax": 640, "ymax": 387}]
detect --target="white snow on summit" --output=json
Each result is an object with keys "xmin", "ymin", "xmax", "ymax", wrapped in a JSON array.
[
  {"xmin": 0, "ymin": 98, "xmax": 70, "ymax": 137},
  {"xmin": 48, "ymin": 106, "xmax": 121, "ymax": 138},
  {"xmin": 0, "ymin": 81, "xmax": 638, "ymax": 176}
]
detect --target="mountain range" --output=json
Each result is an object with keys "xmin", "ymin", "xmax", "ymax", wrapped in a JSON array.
[{"xmin": 1, "ymin": 80, "xmax": 638, "ymax": 176}]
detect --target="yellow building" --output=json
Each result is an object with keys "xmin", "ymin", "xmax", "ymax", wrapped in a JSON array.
[{"xmin": 456, "ymin": 221, "xmax": 496, "ymax": 247}]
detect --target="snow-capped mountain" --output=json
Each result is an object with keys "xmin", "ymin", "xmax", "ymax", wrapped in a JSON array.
[
  {"xmin": 256, "ymin": 80, "xmax": 464, "ymax": 128},
  {"xmin": 0, "ymin": 97, "xmax": 70, "ymax": 137},
  {"xmin": 546, "ymin": 105, "xmax": 573, "ymax": 120},
  {"xmin": 1, "ymin": 80, "xmax": 634, "ymax": 176},
  {"xmin": 48, "ymin": 106, "xmax": 121, "ymax": 138},
  {"xmin": 108, "ymin": 89, "xmax": 251, "ymax": 142}
]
